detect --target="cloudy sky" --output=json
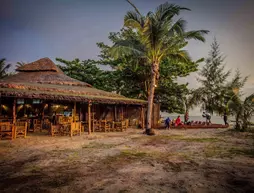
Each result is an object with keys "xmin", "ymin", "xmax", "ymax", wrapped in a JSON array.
[{"xmin": 0, "ymin": 0, "xmax": 253, "ymax": 114}]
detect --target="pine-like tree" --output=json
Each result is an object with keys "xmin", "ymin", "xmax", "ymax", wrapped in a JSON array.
[{"xmin": 197, "ymin": 38, "xmax": 231, "ymax": 114}]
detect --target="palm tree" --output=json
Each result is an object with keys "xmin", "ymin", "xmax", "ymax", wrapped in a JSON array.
[
  {"xmin": 228, "ymin": 94, "xmax": 254, "ymax": 131},
  {"xmin": 0, "ymin": 58, "xmax": 11, "ymax": 79},
  {"xmin": 182, "ymin": 90, "xmax": 203, "ymax": 123},
  {"xmin": 16, "ymin": 61, "xmax": 26, "ymax": 68},
  {"xmin": 111, "ymin": 1, "xmax": 208, "ymax": 134}
]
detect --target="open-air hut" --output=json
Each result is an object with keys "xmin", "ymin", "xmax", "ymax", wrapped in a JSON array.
[{"xmin": 0, "ymin": 58, "xmax": 159, "ymax": 139}]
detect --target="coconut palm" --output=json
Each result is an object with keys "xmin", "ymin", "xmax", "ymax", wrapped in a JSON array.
[
  {"xmin": 0, "ymin": 58, "xmax": 11, "ymax": 79},
  {"xmin": 16, "ymin": 61, "xmax": 26, "ymax": 68},
  {"xmin": 182, "ymin": 90, "xmax": 203, "ymax": 123},
  {"xmin": 111, "ymin": 1, "xmax": 208, "ymax": 134},
  {"xmin": 228, "ymin": 94, "xmax": 254, "ymax": 131}
]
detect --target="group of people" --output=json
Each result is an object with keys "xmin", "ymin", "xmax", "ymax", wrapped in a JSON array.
[
  {"xmin": 164, "ymin": 111, "xmax": 229, "ymax": 129},
  {"xmin": 165, "ymin": 115, "xmax": 183, "ymax": 129}
]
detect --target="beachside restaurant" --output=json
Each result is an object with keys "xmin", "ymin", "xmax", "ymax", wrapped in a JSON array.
[{"xmin": 0, "ymin": 58, "xmax": 160, "ymax": 140}]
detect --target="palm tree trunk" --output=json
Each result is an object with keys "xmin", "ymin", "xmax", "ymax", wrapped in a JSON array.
[
  {"xmin": 184, "ymin": 110, "xmax": 189, "ymax": 123},
  {"xmin": 146, "ymin": 63, "xmax": 159, "ymax": 134}
]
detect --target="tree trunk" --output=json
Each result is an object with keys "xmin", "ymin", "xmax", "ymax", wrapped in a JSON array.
[
  {"xmin": 184, "ymin": 110, "xmax": 189, "ymax": 123},
  {"xmin": 146, "ymin": 62, "xmax": 159, "ymax": 135}
]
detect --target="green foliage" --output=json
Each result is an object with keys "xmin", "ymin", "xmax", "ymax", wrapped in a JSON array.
[
  {"xmin": 95, "ymin": 2, "xmax": 208, "ymax": 113},
  {"xmin": 197, "ymin": 38, "xmax": 248, "ymax": 115},
  {"xmin": 56, "ymin": 58, "xmax": 119, "ymax": 92},
  {"xmin": 0, "ymin": 58, "xmax": 11, "ymax": 79},
  {"xmin": 16, "ymin": 61, "xmax": 26, "ymax": 68},
  {"xmin": 229, "ymin": 94, "xmax": 254, "ymax": 131},
  {"xmin": 110, "ymin": 1, "xmax": 208, "ymax": 129}
]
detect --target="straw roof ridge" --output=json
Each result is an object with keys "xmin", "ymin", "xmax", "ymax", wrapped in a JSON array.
[
  {"xmin": 2, "ymin": 57, "xmax": 92, "ymax": 87},
  {"xmin": 16, "ymin": 57, "xmax": 62, "ymax": 72}
]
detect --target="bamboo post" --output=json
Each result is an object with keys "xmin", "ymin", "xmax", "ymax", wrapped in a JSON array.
[
  {"xmin": 141, "ymin": 106, "xmax": 145, "ymax": 129},
  {"xmin": 121, "ymin": 106, "xmax": 124, "ymax": 121},
  {"xmin": 13, "ymin": 99, "xmax": 16, "ymax": 139},
  {"xmin": 114, "ymin": 106, "xmax": 117, "ymax": 121},
  {"xmin": 0, "ymin": 98, "xmax": 2, "ymax": 116},
  {"xmin": 73, "ymin": 102, "xmax": 76, "ymax": 122},
  {"xmin": 88, "ymin": 101, "xmax": 92, "ymax": 134},
  {"xmin": 13, "ymin": 99, "xmax": 16, "ymax": 124}
]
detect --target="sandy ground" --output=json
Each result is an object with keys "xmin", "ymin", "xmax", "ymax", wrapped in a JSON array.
[{"xmin": 0, "ymin": 128, "xmax": 254, "ymax": 193}]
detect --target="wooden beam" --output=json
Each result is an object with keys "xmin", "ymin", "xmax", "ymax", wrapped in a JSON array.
[
  {"xmin": 88, "ymin": 101, "xmax": 92, "ymax": 134},
  {"xmin": 141, "ymin": 106, "xmax": 145, "ymax": 129},
  {"xmin": 114, "ymin": 106, "xmax": 117, "ymax": 121},
  {"xmin": 73, "ymin": 102, "xmax": 76, "ymax": 122},
  {"xmin": 121, "ymin": 105, "xmax": 124, "ymax": 121},
  {"xmin": 13, "ymin": 99, "xmax": 16, "ymax": 124}
]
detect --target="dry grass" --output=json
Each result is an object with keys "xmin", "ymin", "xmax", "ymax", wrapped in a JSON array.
[{"xmin": 0, "ymin": 128, "xmax": 254, "ymax": 193}]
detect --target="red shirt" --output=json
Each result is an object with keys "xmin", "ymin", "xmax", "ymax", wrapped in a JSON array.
[{"xmin": 175, "ymin": 117, "xmax": 181, "ymax": 126}]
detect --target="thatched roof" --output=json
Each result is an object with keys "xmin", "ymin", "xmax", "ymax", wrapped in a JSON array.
[
  {"xmin": 0, "ymin": 58, "xmax": 145, "ymax": 105},
  {"xmin": 16, "ymin": 58, "xmax": 62, "ymax": 72},
  {"xmin": 5, "ymin": 58, "xmax": 91, "ymax": 87}
]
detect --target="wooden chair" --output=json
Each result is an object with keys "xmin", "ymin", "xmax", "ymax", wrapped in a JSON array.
[
  {"xmin": 100, "ymin": 120, "xmax": 110, "ymax": 132},
  {"xmin": 27, "ymin": 119, "xmax": 35, "ymax": 132},
  {"xmin": 61, "ymin": 123, "xmax": 71, "ymax": 136},
  {"xmin": 121, "ymin": 119, "xmax": 128, "ymax": 132},
  {"xmin": 93, "ymin": 119, "xmax": 101, "ymax": 132},
  {"xmin": 50, "ymin": 124, "xmax": 62, "ymax": 137},
  {"xmin": 112, "ymin": 121, "xmax": 121, "ymax": 132},
  {"xmin": 0, "ymin": 122, "xmax": 14, "ymax": 140},
  {"xmin": 41, "ymin": 119, "xmax": 51, "ymax": 133},
  {"xmin": 34, "ymin": 119, "xmax": 42, "ymax": 132},
  {"xmin": 15, "ymin": 122, "xmax": 27, "ymax": 138},
  {"xmin": 71, "ymin": 122, "xmax": 81, "ymax": 137}
]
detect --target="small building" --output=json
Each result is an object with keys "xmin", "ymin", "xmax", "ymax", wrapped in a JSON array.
[{"xmin": 0, "ymin": 58, "xmax": 159, "ymax": 138}]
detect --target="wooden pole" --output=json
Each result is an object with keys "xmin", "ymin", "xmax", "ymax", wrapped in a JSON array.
[
  {"xmin": 114, "ymin": 106, "xmax": 117, "ymax": 121},
  {"xmin": 42, "ymin": 103, "xmax": 45, "ymax": 120},
  {"xmin": 0, "ymin": 98, "xmax": 2, "ymax": 116},
  {"xmin": 73, "ymin": 102, "xmax": 76, "ymax": 122},
  {"xmin": 13, "ymin": 99, "xmax": 16, "ymax": 124},
  {"xmin": 141, "ymin": 106, "xmax": 145, "ymax": 129},
  {"xmin": 13, "ymin": 99, "xmax": 16, "ymax": 139},
  {"xmin": 121, "ymin": 105, "xmax": 124, "ymax": 121},
  {"xmin": 88, "ymin": 101, "xmax": 92, "ymax": 134}
]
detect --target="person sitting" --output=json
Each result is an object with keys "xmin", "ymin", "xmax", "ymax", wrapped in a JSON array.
[
  {"xmin": 171, "ymin": 119, "xmax": 176, "ymax": 127},
  {"xmin": 175, "ymin": 116, "xmax": 182, "ymax": 126},
  {"xmin": 158, "ymin": 116, "xmax": 163, "ymax": 124}
]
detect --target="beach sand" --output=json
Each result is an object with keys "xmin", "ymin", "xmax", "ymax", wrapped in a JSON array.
[{"xmin": 0, "ymin": 128, "xmax": 254, "ymax": 192}]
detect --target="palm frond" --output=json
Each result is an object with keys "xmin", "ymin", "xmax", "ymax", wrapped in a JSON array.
[
  {"xmin": 126, "ymin": 0, "xmax": 142, "ymax": 16},
  {"xmin": 167, "ymin": 50, "xmax": 192, "ymax": 63},
  {"xmin": 110, "ymin": 39, "xmax": 145, "ymax": 59},
  {"xmin": 183, "ymin": 30, "xmax": 209, "ymax": 42},
  {"xmin": 155, "ymin": 3, "xmax": 190, "ymax": 22},
  {"xmin": 169, "ymin": 18, "xmax": 187, "ymax": 35},
  {"xmin": 124, "ymin": 11, "xmax": 144, "ymax": 29}
]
